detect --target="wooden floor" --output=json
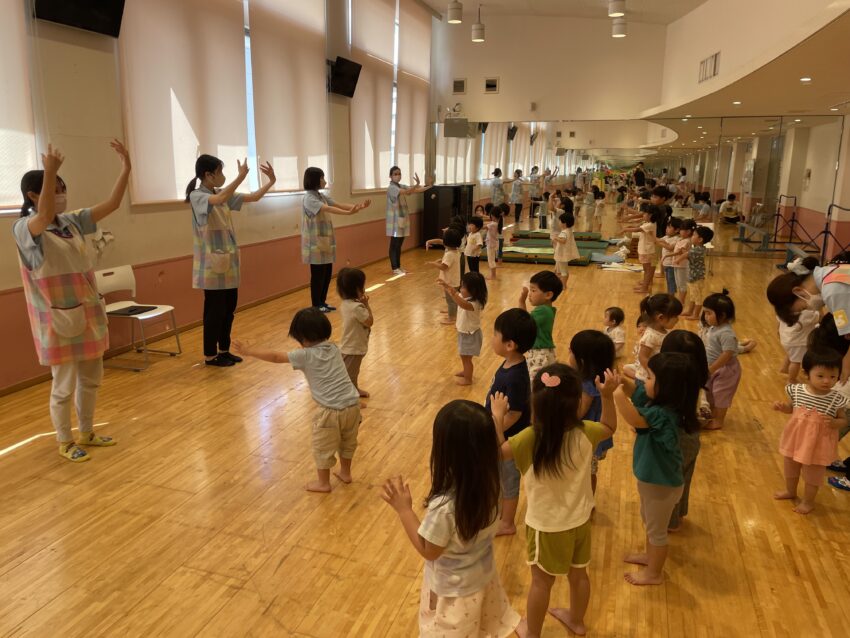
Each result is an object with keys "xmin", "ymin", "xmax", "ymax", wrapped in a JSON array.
[{"xmin": 1, "ymin": 209, "xmax": 849, "ymax": 638}]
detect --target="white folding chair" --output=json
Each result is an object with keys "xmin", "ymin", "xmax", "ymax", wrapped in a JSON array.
[{"xmin": 95, "ymin": 265, "xmax": 182, "ymax": 371}]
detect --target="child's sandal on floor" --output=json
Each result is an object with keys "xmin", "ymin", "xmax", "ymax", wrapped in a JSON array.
[
  {"xmin": 59, "ymin": 442, "xmax": 90, "ymax": 462},
  {"xmin": 78, "ymin": 432, "xmax": 116, "ymax": 447}
]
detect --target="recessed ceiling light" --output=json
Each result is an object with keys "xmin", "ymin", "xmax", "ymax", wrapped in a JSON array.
[
  {"xmin": 697, "ymin": 125, "xmax": 703, "ymax": 129},
  {"xmin": 768, "ymin": 126, "xmax": 774, "ymax": 130},
  {"xmin": 682, "ymin": 118, "xmax": 688, "ymax": 122},
  {"xmin": 800, "ymin": 77, "xmax": 812, "ymax": 83},
  {"xmin": 794, "ymin": 118, "xmax": 801, "ymax": 122},
  {"xmin": 831, "ymin": 107, "xmax": 839, "ymax": 111},
  {"xmin": 685, "ymin": 114, "xmax": 692, "ymax": 118},
  {"xmin": 732, "ymin": 101, "xmax": 742, "ymax": 105}
]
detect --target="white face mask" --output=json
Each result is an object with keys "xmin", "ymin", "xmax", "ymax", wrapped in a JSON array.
[
  {"xmin": 796, "ymin": 290, "xmax": 825, "ymax": 311},
  {"xmin": 53, "ymin": 194, "xmax": 67, "ymax": 214}
]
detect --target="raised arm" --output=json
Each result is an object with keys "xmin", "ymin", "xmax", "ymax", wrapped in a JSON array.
[
  {"xmin": 242, "ymin": 162, "xmax": 277, "ymax": 203},
  {"xmin": 26, "ymin": 145, "xmax": 64, "ymax": 238},
  {"xmin": 441, "ymin": 282, "xmax": 475, "ymax": 310},
  {"xmin": 613, "ymin": 386, "xmax": 650, "ymax": 430},
  {"xmin": 90, "ymin": 140, "xmax": 132, "ymax": 223},
  {"xmin": 232, "ymin": 339, "xmax": 289, "ymax": 364},
  {"xmin": 400, "ymin": 173, "xmax": 433, "ymax": 196},
  {"xmin": 518, "ymin": 285, "xmax": 529, "ymax": 311},
  {"xmin": 208, "ymin": 158, "xmax": 249, "ymax": 206},
  {"xmin": 381, "ymin": 477, "xmax": 444, "ymax": 561},
  {"xmin": 322, "ymin": 199, "xmax": 372, "ymax": 216},
  {"xmin": 596, "ymin": 369, "xmax": 620, "ymax": 437}
]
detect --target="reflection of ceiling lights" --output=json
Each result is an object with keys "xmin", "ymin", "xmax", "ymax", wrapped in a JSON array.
[
  {"xmin": 794, "ymin": 118, "xmax": 802, "ymax": 122},
  {"xmin": 612, "ymin": 16, "xmax": 627, "ymax": 37},
  {"xmin": 831, "ymin": 107, "xmax": 839, "ymax": 111},
  {"xmin": 448, "ymin": 1, "xmax": 463, "ymax": 23},
  {"xmin": 608, "ymin": 0, "xmax": 626, "ymax": 17},
  {"xmin": 800, "ymin": 77, "xmax": 812, "ymax": 83},
  {"xmin": 697, "ymin": 125, "xmax": 703, "ymax": 128},
  {"xmin": 681, "ymin": 118, "xmax": 688, "ymax": 122},
  {"xmin": 732, "ymin": 101, "xmax": 742, "ymax": 105}
]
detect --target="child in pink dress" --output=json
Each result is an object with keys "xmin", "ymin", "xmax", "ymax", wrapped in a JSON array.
[{"xmin": 773, "ymin": 348, "xmax": 849, "ymax": 514}]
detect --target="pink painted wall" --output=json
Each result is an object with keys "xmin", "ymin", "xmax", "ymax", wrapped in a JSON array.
[{"xmin": 1, "ymin": 214, "xmax": 421, "ymax": 393}]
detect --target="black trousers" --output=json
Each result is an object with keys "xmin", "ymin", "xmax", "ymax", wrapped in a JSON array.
[
  {"xmin": 389, "ymin": 236, "xmax": 405, "ymax": 270},
  {"xmin": 310, "ymin": 263, "xmax": 333, "ymax": 307},
  {"xmin": 514, "ymin": 203, "xmax": 522, "ymax": 223},
  {"xmin": 466, "ymin": 256, "xmax": 480, "ymax": 273},
  {"xmin": 203, "ymin": 288, "xmax": 238, "ymax": 357}
]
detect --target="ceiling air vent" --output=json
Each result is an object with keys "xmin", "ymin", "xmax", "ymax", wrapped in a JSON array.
[
  {"xmin": 699, "ymin": 52, "xmax": 720, "ymax": 83},
  {"xmin": 453, "ymin": 78, "xmax": 466, "ymax": 94}
]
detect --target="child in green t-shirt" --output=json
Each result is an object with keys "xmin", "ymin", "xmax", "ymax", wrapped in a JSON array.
[{"xmin": 518, "ymin": 270, "xmax": 564, "ymax": 384}]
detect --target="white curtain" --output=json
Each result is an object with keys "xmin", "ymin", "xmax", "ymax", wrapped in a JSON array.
[
  {"xmin": 480, "ymin": 122, "xmax": 509, "ymax": 181},
  {"xmin": 248, "ymin": 0, "xmax": 328, "ymax": 191},
  {"xmin": 119, "ymin": 0, "xmax": 248, "ymax": 203},
  {"xmin": 435, "ymin": 123, "xmax": 473, "ymax": 184},
  {"xmin": 511, "ymin": 123, "xmax": 531, "ymax": 175},
  {"xmin": 0, "ymin": 0, "xmax": 37, "ymax": 207}
]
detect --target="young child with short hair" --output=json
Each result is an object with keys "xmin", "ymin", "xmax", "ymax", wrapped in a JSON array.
[
  {"xmin": 553, "ymin": 211, "xmax": 580, "ymax": 290},
  {"xmin": 778, "ymin": 309, "xmax": 820, "ymax": 383},
  {"xmin": 233, "ymin": 308, "xmax": 360, "ymax": 493},
  {"xmin": 429, "ymin": 226, "xmax": 463, "ymax": 325},
  {"xmin": 381, "ymin": 399, "xmax": 521, "ymax": 637},
  {"xmin": 464, "ymin": 216, "xmax": 484, "ymax": 273},
  {"xmin": 626, "ymin": 294, "xmax": 682, "ymax": 382},
  {"xmin": 337, "ymin": 267, "xmax": 373, "ymax": 400},
  {"xmin": 671, "ymin": 219, "xmax": 695, "ymax": 305},
  {"xmin": 441, "ymin": 272, "xmax": 488, "ymax": 386},
  {"xmin": 702, "ymin": 290, "xmax": 741, "ymax": 430},
  {"xmin": 774, "ymin": 348, "xmax": 849, "ymax": 514},
  {"xmin": 604, "ymin": 306, "xmax": 626, "ymax": 358},
  {"xmin": 491, "ymin": 364, "xmax": 618, "ymax": 637},
  {"xmin": 623, "ymin": 204, "xmax": 661, "ymax": 294},
  {"xmin": 484, "ymin": 308, "xmax": 538, "ymax": 537},
  {"xmin": 655, "ymin": 217, "xmax": 682, "ymax": 295},
  {"xmin": 681, "ymin": 225, "xmax": 714, "ymax": 320},
  {"xmin": 519, "ymin": 271, "xmax": 564, "ymax": 384},
  {"xmin": 485, "ymin": 208, "xmax": 502, "ymax": 280}
]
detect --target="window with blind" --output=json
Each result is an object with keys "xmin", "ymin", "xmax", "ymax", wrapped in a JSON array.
[
  {"xmin": 435, "ymin": 124, "xmax": 474, "ymax": 184},
  {"xmin": 120, "ymin": 0, "xmax": 249, "ymax": 203},
  {"xmin": 480, "ymin": 122, "xmax": 508, "ymax": 181},
  {"xmin": 0, "ymin": 0, "xmax": 37, "ymax": 209},
  {"xmin": 395, "ymin": 0, "xmax": 431, "ymax": 183},
  {"xmin": 247, "ymin": 0, "xmax": 328, "ymax": 191}
]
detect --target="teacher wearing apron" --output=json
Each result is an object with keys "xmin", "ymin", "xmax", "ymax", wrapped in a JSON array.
[
  {"xmin": 302, "ymin": 167, "xmax": 370, "ymax": 312},
  {"xmin": 13, "ymin": 141, "xmax": 130, "ymax": 462},
  {"xmin": 386, "ymin": 166, "xmax": 431, "ymax": 276}
]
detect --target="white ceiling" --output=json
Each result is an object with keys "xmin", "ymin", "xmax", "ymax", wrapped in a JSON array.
[{"xmin": 422, "ymin": 0, "xmax": 709, "ymax": 25}]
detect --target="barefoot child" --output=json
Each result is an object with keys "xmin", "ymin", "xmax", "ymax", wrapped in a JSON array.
[
  {"xmin": 614, "ymin": 353, "xmax": 700, "ymax": 586},
  {"xmin": 337, "ymin": 267, "xmax": 373, "ymax": 400},
  {"xmin": 553, "ymin": 211, "xmax": 580, "ymax": 290},
  {"xmin": 484, "ymin": 309, "xmax": 538, "ymax": 536},
  {"xmin": 671, "ymin": 219, "xmax": 695, "ymax": 306},
  {"xmin": 233, "ymin": 307, "xmax": 360, "ymax": 492},
  {"xmin": 774, "ymin": 348, "xmax": 848, "ymax": 514},
  {"xmin": 702, "ymin": 290, "xmax": 741, "ymax": 430},
  {"xmin": 625, "ymin": 294, "xmax": 682, "ymax": 382},
  {"xmin": 429, "ymin": 227, "xmax": 463, "ymax": 325},
  {"xmin": 381, "ymin": 400, "xmax": 521, "ymax": 637},
  {"xmin": 519, "ymin": 271, "xmax": 564, "ymax": 384},
  {"xmin": 777, "ymin": 308, "xmax": 819, "ymax": 383},
  {"xmin": 491, "ymin": 364, "xmax": 618, "ymax": 637},
  {"xmin": 464, "ymin": 216, "xmax": 485, "ymax": 273},
  {"xmin": 441, "ymin": 272, "xmax": 488, "ymax": 385},
  {"xmin": 486, "ymin": 208, "xmax": 502, "ymax": 279},
  {"xmin": 623, "ymin": 204, "xmax": 662, "ymax": 294},
  {"xmin": 681, "ymin": 225, "xmax": 714, "ymax": 319},
  {"xmin": 603, "ymin": 306, "xmax": 626, "ymax": 358}
]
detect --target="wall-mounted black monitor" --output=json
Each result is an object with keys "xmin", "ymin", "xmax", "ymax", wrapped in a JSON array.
[
  {"xmin": 35, "ymin": 0, "xmax": 126, "ymax": 38},
  {"xmin": 329, "ymin": 56, "xmax": 362, "ymax": 98}
]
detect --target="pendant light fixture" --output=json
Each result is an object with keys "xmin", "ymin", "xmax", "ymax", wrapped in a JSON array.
[
  {"xmin": 447, "ymin": 1, "xmax": 463, "ymax": 24},
  {"xmin": 608, "ymin": 0, "xmax": 625, "ymax": 18},
  {"xmin": 471, "ymin": 5, "xmax": 485, "ymax": 42},
  {"xmin": 612, "ymin": 16, "xmax": 627, "ymax": 38}
]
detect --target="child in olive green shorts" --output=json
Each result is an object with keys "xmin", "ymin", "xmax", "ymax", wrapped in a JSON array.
[{"xmin": 491, "ymin": 363, "xmax": 618, "ymax": 637}]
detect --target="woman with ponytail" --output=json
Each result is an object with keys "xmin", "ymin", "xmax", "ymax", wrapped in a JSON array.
[
  {"xmin": 12, "ymin": 141, "xmax": 130, "ymax": 462},
  {"xmin": 186, "ymin": 154, "xmax": 276, "ymax": 367}
]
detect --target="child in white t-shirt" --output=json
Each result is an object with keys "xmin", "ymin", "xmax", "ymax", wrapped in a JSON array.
[
  {"xmin": 464, "ymin": 217, "xmax": 485, "ymax": 274},
  {"xmin": 337, "ymin": 267, "xmax": 373, "ymax": 401},
  {"xmin": 552, "ymin": 211, "xmax": 580, "ymax": 289},
  {"xmin": 603, "ymin": 306, "xmax": 626, "ymax": 358},
  {"xmin": 429, "ymin": 227, "xmax": 463, "ymax": 325},
  {"xmin": 622, "ymin": 204, "xmax": 660, "ymax": 294},
  {"xmin": 441, "ymin": 272, "xmax": 488, "ymax": 385}
]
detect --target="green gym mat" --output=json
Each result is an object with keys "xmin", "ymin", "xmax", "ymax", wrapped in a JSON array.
[
  {"xmin": 512, "ymin": 229, "xmax": 603, "ymax": 241},
  {"xmin": 501, "ymin": 245, "xmax": 593, "ymax": 266},
  {"xmin": 511, "ymin": 239, "xmax": 609, "ymax": 250}
]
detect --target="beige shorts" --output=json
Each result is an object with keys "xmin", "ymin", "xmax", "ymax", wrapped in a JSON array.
[
  {"xmin": 688, "ymin": 279, "xmax": 706, "ymax": 305},
  {"xmin": 638, "ymin": 252, "xmax": 654, "ymax": 265},
  {"xmin": 312, "ymin": 404, "xmax": 361, "ymax": 469}
]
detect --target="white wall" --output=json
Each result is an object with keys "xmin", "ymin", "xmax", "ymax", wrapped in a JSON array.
[
  {"xmin": 431, "ymin": 15, "xmax": 666, "ymax": 123},
  {"xmin": 656, "ymin": 0, "xmax": 847, "ymax": 112},
  {"xmin": 800, "ymin": 119, "xmax": 842, "ymax": 212}
]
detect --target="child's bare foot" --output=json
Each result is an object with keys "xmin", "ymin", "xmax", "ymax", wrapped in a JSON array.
[
  {"xmin": 495, "ymin": 522, "xmax": 516, "ymax": 537},
  {"xmin": 455, "ymin": 370, "xmax": 465, "ymax": 377},
  {"xmin": 440, "ymin": 318, "xmax": 455, "ymax": 325},
  {"xmin": 740, "ymin": 339, "xmax": 757, "ymax": 353},
  {"xmin": 440, "ymin": 309, "xmax": 449, "ymax": 314},
  {"xmin": 667, "ymin": 525, "xmax": 681, "ymax": 533},
  {"xmin": 487, "ymin": 275, "xmax": 497, "ymax": 281},
  {"xmin": 358, "ymin": 389, "xmax": 370, "ymax": 398},
  {"xmin": 624, "ymin": 552, "xmax": 649, "ymax": 565},
  {"xmin": 701, "ymin": 421, "xmax": 723, "ymax": 430},
  {"xmin": 793, "ymin": 501, "xmax": 815, "ymax": 515},
  {"xmin": 624, "ymin": 569, "xmax": 664, "ymax": 586},
  {"xmin": 359, "ymin": 401, "xmax": 368, "ymax": 409},
  {"xmin": 333, "ymin": 470, "xmax": 352, "ymax": 484},
  {"xmin": 774, "ymin": 490, "xmax": 796, "ymax": 500},
  {"xmin": 305, "ymin": 480, "xmax": 332, "ymax": 493},
  {"xmin": 549, "ymin": 608, "xmax": 587, "ymax": 636},
  {"xmin": 455, "ymin": 378, "xmax": 472, "ymax": 386},
  {"xmin": 514, "ymin": 618, "xmax": 529, "ymax": 638}
]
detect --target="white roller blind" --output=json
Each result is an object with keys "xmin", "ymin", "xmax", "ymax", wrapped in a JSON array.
[
  {"xmin": 396, "ymin": 73, "xmax": 428, "ymax": 182},
  {"xmin": 352, "ymin": 0, "xmax": 396, "ymax": 64},
  {"xmin": 350, "ymin": 56, "xmax": 394, "ymax": 190},
  {"xmin": 435, "ymin": 124, "xmax": 473, "ymax": 184},
  {"xmin": 399, "ymin": 0, "xmax": 431, "ymax": 80},
  {"xmin": 480, "ymin": 122, "xmax": 508, "ymax": 180},
  {"xmin": 248, "ymin": 0, "xmax": 328, "ymax": 191},
  {"xmin": 511, "ymin": 123, "xmax": 531, "ymax": 174},
  {"xmin": 0, "ymin": 0, "xmax": 36, "ymax": 208},
  {"xmin": 120, "ymin": 0, "xmax": 248, "ymax": 203}
]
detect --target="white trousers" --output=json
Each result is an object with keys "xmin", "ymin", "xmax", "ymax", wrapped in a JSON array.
[{"xmin": 49, "ymin": 358, "xmax": 103, "ymax": 442}]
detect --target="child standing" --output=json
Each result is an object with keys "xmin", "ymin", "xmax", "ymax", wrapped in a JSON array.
[
  {"xmin": 626, "ymin": 294, "xmax": 682, "ymax": 381},
  {"xmin": 681, "ymin": 225, "xmax": 714, "ymax": 320},
  {"xmin": 491, "ymin": 364, "xmax": 618, "ymax": 637},
  {"xmin": 774, "ymin": 348, "xmax": 848, "ymax": 514},
  {"xmin": 623, "ymin": 204, "xmax": 661, "ymax": 294},
  {"xmin": 465, "ymin": 216, "xmax": 485, "ymax": 273},
  {"xmin": 701, "ymin": 290, "xmax": 741, "ymax": 430},
  {"xmin": 603, "ymin": 307, "xmax": 626, "ymax": 358},
  {"xmin": 441, "ymin": 272, "xmax": 488, "ymax": 386},
  {"xmin": 593, "ymin": 190, "xmax": 606, "ymax": 233},
  {"xmin": 655, "ymin": 217, "xmax": 682, "ymax": 295},
  {"xmin": 485, "ymin": 208, "xmax": 502, "ymax": 280},
  {"xmin": 337, "ymin": 267, "xmax": 373, "ymax": 399},
  {"xmin": 777, "ymin": 309, "xmax": 820, "ymax": 383},
  {"xmin": 614, "ymin": 353, "xmax": 700, "ymax": 586},
  {"xmin": 568, "ymin": 331, "xmax": 617, "ymax": 494},
  {"xmin": 671, "ymin": 219, "xmax": 695, "ymax": 305},
  {"xmin": 233, "ymin": 308, "xmax": 360, "ymax": 493},
  {"xmin": 510, "ymin": 169, "xmax": 525, "ymax": 223},
  {"xmin": 519, "ymin": 271, "xmax": 564, "ymax": 384},
  {"xmin": 429, "ymin": 227, "xmax": 463, "ymax": 325},
  {"xmin": 660, "ymin": 330, "xmax": 710, "ymax": 531},
  {"xmin": 381, "ymin": 400, "xmax": 520, "ymax": 637},
  {"xmin": 553, "ymin": 211, "xmax": 580, "ymax": 290},
  {"xmin": 484, "ymin": 309, "xmax": 538, "ymax": 536}
]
